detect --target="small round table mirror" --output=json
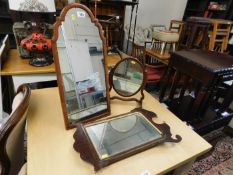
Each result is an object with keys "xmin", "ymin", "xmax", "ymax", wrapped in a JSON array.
[{"xmin": 109, "ymin": 57, "xmax": 146, "ymax": 105}]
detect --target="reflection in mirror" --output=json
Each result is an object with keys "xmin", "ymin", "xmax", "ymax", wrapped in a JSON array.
[
  {"xmin": 73, "ymin": 108, "xmax": 182, "ymax": 171},
  {"xmin": 53, "ymin": 4, "xmax": 110, "ymax": 129},
  {"xmin": 113, "ymin": 59, "xmax": 143, "ymax": 96},
  {"xmin": 109, "ymin": 57, "xmax": 146, "ymax": 105},
  {"xmin": 85, "ymin": 112, "xmax": 162, "ymax": 160}
]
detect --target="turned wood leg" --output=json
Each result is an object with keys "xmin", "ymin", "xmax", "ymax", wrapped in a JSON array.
[
  {"xmin": 172, "ymin": 42, "xmax": 176, "ymax": 52},
  {"xmin": 160, "ymin": 42, "xmax": 166, "ymax": 55}
]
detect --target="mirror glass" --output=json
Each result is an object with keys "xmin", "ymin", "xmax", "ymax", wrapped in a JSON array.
[
  {"xmin": 55, "ymin": 6, "xmax": 109, "ymax": 127},
  {"xmin": 85, "ymin": 112, "xmax": 162, "ymax": 160},
  {"xmin": 112, "ymin": 59, "xmax": 143, "ymax": 96}
]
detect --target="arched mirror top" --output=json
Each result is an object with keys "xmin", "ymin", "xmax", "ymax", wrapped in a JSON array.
[{"xmin": 52, "ymin": 3, "xmax": 105, "ymax": 44}]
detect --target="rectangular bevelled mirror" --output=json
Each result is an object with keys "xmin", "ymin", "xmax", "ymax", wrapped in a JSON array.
[
  {"xmin": 52, "ymin": 4, "xmax": 110, "ymax": 129},
  {"xmin": 73, "ymin": 108, "xmax": 182, "ymax": 171},
  {"xmin": 85, "ymin": 112, "xmax": 162, "ymax": 160}
]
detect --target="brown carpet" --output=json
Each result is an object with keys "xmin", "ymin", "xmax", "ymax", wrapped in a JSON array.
[{"xmin": 187, "ymin": 129, "xmax": 233, "ymax": 175}]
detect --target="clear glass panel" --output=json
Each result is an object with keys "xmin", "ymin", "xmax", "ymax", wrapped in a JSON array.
[
  {"xmin": 56, "ymin": 7, "xmax": 108, "ymax": 123},
  {"xmin": 85, "ymin": 112, "xmax": 162, "ymax": 160},
  {"xmin": 113, "ymin": 59, "xmax": 143, "ymax": 96}
]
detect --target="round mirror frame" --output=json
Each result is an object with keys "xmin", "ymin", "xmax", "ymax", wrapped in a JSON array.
[
  {"xmin": 109, "ymin": 57, "xmax": 146, "ymax": 105},
  {"xmin": 52, "ymin": 3, "xmax": 111, "ymax": 129}
]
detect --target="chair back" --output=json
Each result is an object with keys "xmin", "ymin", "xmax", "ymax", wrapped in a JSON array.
[
  {"xmin": 0, "ymin": 84, "xmax": 30, "ymax": 175},
  {"xmin": 131, "ymin": 43, "xmax": 146, "ymax": 65},
  {"xmin": 169, "ymin": 20, "xmax": 184, "ymax": 36}
]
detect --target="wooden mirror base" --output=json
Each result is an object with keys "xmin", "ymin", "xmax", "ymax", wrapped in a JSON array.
[
  {"xmin": 73, "ymin": 108, "xmax": 182, "ymax": 171},
  {"xmin": 110, "ymin": 94, "xmax": 144, "ymax": 106}
]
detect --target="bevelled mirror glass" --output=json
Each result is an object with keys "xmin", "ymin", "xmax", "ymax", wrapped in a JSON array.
[
  {"xmin": 73, "ymin": 108, "xmax": 182, "ymax": 171},
  {"xmin": 52, "ymin": 4, "xmax": 110, "ymax": 129},
  {"xmin": 109, "ymin": 57, "xmax": 146, "ymax": 105}
]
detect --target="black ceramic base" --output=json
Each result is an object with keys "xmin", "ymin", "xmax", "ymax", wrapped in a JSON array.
[{"xmin": 29, "ymin": 57, "xmax": 53, "ymax": 67}]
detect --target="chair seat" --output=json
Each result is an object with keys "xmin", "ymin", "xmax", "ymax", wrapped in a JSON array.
[
  {"xmin": 146, "ymin": 67, "xmax": 165, "ymax": 74},
  {"xmin": 152, "ymin": 30, "xmax": 179, "ymax": 42},
  {"xmin": 147, "ymin": 73, "xmax": 163, "ymax": 81},
  {"xmin": 146, "ymin": 67, "xmax": 165, "ymax": 81}
]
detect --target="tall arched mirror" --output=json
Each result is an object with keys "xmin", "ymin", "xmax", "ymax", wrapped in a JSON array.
[{"xmin": 52, "ymin": 3, "xmax": 110, "ymax": 129}]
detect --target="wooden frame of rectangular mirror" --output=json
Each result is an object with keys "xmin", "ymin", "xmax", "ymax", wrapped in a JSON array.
[
  {"xmin": 52, "ymin": 3, "xmax": 111, "ymax": 129},
  {"xmin": 73, "ymin": 108, "xmax": 182, "ymax": 171}
]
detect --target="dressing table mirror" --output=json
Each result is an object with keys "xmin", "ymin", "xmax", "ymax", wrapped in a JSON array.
[
  {"xmin": 109, "ymin": 57, "xmax": 146, "ymax": 105},
  {"xmin": 52, "ymin": 3, "xmax": 110, "ymax": 129}
]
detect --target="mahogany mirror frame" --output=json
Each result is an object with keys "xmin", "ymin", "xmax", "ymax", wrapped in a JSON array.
[
  {"xmin": 109, "ymin": 57, "xmax": 146, "ymax": 105},
  {"xmin": 73, "ymin": 108, "xmax": 182, "ymax": 171},
  {"xmin": 52, "ymin": 3, "xmax": 111, "ymax": 129}
]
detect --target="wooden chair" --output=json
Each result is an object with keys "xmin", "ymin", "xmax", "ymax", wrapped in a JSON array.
[
  {"xmin": 145, "ymin": 20, "xmax": 183, "ymax": 65},
  {"xmin": 169, "ymin": 20, "xmax": 184, "ymax": 36},
  {"xmin": 0, "ymin": 84, "xmax": 31, "ymax": 175},
  {"xmin": 132, "ymin": 43, "xmax": 166, "ymax": 85},
  {"xmin": 208, "ymin": 19, "xmax": 233, "ymax": 53}
]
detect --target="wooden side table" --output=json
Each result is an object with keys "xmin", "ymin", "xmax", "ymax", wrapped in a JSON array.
[
  {"xmin": 179, "ymin": 17, "xmax": 212, "ymax": 50},
  {"xmin": 1, "ymin": 49, "xmax": 56, "ymax": 89},
  {"xmin": 1, "ymin": 49, "xmax": 122, "ymax": 89},
  {"xmin": 160, "ymin": 49, "xmax": 233, "ymax": 134}
]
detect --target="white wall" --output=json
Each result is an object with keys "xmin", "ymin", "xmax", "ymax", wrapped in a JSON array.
[{"xmin": 125, "ymin": 0, "xmax": 188, "ymax": 28}]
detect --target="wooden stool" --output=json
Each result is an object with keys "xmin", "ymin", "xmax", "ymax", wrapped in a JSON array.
[
  {"xmin": 208, "ymin": 19, "xmax": 233, "ymax": 53},
  {"xmin": 151, "ymin": 30, "xmax": 180, "ymax": 55},
  {"xmin": 179, "ymin": 17, "xmax": 212, "ymax": 50}
]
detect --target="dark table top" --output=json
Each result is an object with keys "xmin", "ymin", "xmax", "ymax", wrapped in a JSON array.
[{"xmin": 171, "ymin": 49, "xmax": 233, "ymax": 73}]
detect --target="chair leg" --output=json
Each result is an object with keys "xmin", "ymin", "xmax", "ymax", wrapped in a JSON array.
[
  {"xmin": 172, "ymin": 43, "xmax": 176, "ymax": 52},
  {"xmin": 160, "ymin": 42, "xmax": 166, "ymax": 55}
]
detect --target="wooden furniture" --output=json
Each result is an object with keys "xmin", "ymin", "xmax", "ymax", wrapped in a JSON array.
[
  {"xmin": 179, "ymin": 17, "xmax": 212, "ymax": 50},
  {"xmin": 169, "ymin": 20, "xmax": 184, "ymax": 36},
  {"xmin": 0, "ymin": 48, "xmax": 120, "ymax": 114},
  {"xmin": 0, "ymin": 49, "xmax": 56, "ymax": 89},
  {"xmin": 132, "ymin": 43, "xmax": 166, "ymax": 84},
  {"xmin": 144, "ymin": 20, "xmax": 183, "ymax": 66},
  {"xmin": 0, "ymin": 49, "xmax": 120, "ymax": 93},
  {"xmin": 180, "ymin": 17, "xmax": 233, "ymax": 52},
  {"xmin": 1, "ymin": 49, "xmax": 55, "ymax": 113},
  {"xmin": 208, "ymin": 18, "xmax": 233, "ymax": 52},
  {"xmin": 27, "ymin": 87, "xmax": 211, "ymax": 175},
  {"xmin": 0, "ymin": 84, "xmax": 30, "ymax": 175},
  {"xmin": 160, "ymin": 49, "xmax": 233, "ymax": 135},
  {"xmin": 145, "ymin": 47, "xmax": 170, "ymax": 65},
  {"xmin": 0, "ymin": 50, "xmax": 120, "ymax": 77},
  {"xmin": 107, "ymin": 53, "xmax": 122, "ymax": 69},
  {"xmin": 183, "ymin": 0, "xmax": 233, "ymax": 20}
]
